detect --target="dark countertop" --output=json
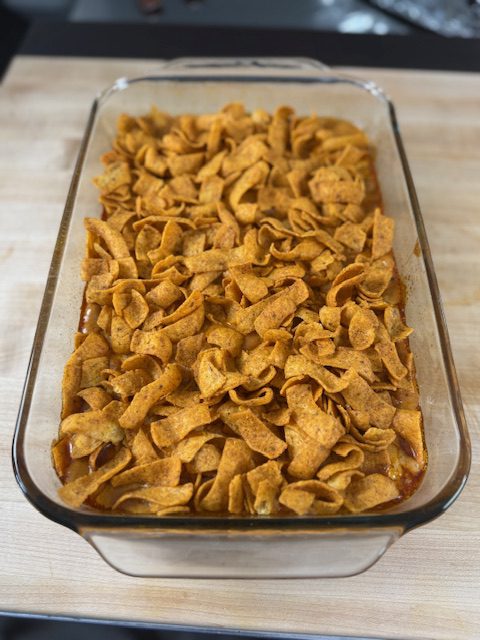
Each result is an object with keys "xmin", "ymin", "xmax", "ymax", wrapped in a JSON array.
[{"xmin": 17, "ymin": 21, "xmax": 480, "ymax": 71}]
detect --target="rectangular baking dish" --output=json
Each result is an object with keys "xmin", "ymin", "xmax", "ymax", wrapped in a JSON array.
[{"xmin": 13, "ymin": 57, "xmax": 470, "ymax": 578}]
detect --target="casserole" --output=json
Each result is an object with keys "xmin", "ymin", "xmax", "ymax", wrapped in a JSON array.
[{"xmin": 13, "ymin": 57, "xmax": 470, "ymax": 577}]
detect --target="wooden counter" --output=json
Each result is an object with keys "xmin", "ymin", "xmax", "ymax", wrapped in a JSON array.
[{"xmin": 0, "ymin": 56, "xmax": 478, "ymax": 639}]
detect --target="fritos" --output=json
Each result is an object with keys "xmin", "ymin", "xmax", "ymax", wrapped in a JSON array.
[{"xmin": 54, "ymin": 104, "xmax": 426, "ymax": 516}]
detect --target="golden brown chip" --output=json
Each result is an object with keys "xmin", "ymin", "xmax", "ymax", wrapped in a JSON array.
[
  {"xmin": 344, "ymin": 473, "xmax": 399, "ymax": 512},
  {"xmin": 79, "ymin": 356, "xmax": 109, "ymax": 389},
  {"xmin": 123, "ymin": 289, "xmax": 149, "ymax": 329},
  {"xmin": 315, "ymin": 347, "xmax": 375, "ymax": 383},
  {"xmin": 222, "ymin": 408, "xmax": 287, "ymax": 459},
  {"xmin": 393, "ymin": 409, "xmax": 425, "ymax": 465},
  {"xmin": 317, "ymin": 441, "xmax": 364, "ymax": 481},
  {"xmin": 60, "ymin": 407, "xmax": 123, "ymax": 444},
  {"xmin": 229, "ymin": 387, "xmax": 274, "ymax": 406},
  {"xmin": 161, "ymin": 304, "xmax": 205, "ymax": 343},
  {"xmin": 92, "ymin": 161, "xmax": 131, "ymax": 196},
  {"xmin": 119, "ymin": 363, "xmax": 182, "ymax": 429},
  {"xmin": 187, "ymin": 444, "xmax": 221, "ymax": 474},
  {"xmin": 52, "ymin": 438, "xmax": 70, "ymax": 479},
  {"xmin": 131, "ymin": 428, "xmax": 158, "ymax": 465},
  {"xmin": 111, "ymin": 456, "xmax": 181, "ymax": 487},
  {"xmin": 58, "ymin": 447, "xmax": 131, "ymax": 508},
  {"xmin": 77, "ymin": 386, "xmax": 112, "ymax": 410},
  {"xmin": 145, "ymin": 280, "xmax": 183, "ymax": 308},
  {"xmin": 84, "ymin": 218, "xmax": 130, "ymax": 259},
  {"xmin": 334, "ymin": 221, "xmax": 367, "ymax": 253},
  {"xmin": 229, "ymin": 263, "xmax": 269, "ymax": 304},
  {"xmin": 375, "ymin": 339, "xmax": 408, "ymax": 380},
  {"xmin": 228, "ymin": 474, "xmax": 245, "ymax": 514},
  {"xmin": 253, "ymin": 480, "xmax": 279, "ymax": 515},
  {"xmin": 200, "ymin": 438, "xmax": 254, "ymax": 511},
  {"xmin": 151, "ymin": 403, "xmax": 212, "ymax": 447},
  {"xmin": 326, "ymin": 263, "xmax": 365, "ymax": 306},
  {"xmin": 113, "ymin": 483, "xmax": 193, "ymax": 511},
  {"xmin": 372, "ymin": 208, "xmax": 395, "ymax": 260},
  {"xmin": 175, "ymin": 333, "xmax": 207, "ymax": 368},
  {"xmin": 246, "ymin": 460, "xmax": 283, "ymax": 493},
  {"xmin": 384, "ymin": 306, "xmax": 413, "ymax": 342},
  {"xmin": 342, "ymin": 370, "xmax": 396, "ymax": 429},
  {"xmin": 284, "ymin": 355, "xmax": 351, "ymax": 394},
  {"xmin": 110, "ymin": 314, "xmax": 133, "ymax": 354},
  {"xmin": 130, "ymin": 328, "xmax": 172, "ymax": 364},
  {"xmin": 229, "ymin": 160, "xmax": 269, "ymax": 209},
  {"xmin": 279, "ymin": 480, "xmax": 343, "ymax": 515},
  {"xmin": 348, "ymin": 308, "xmax": 378, "ymax": 350},
  {"xmin": 173, "ymin": 432, "xmax": 218, "ymax": 463},
  {"xmin": 286, "ymin": 384, "xmax": 344, "ymax": 449},
  {"xmin": 254, "ymin": 280, "xmax": 309, "ymax": 337},
  {"xmin": 109, "ymin": 369, "xmax": 152, "ymax": 397}
]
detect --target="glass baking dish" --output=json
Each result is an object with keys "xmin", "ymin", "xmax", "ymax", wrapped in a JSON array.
[{"xmin": 13, "ymin": 57, "xmax": 470, "ymax": 578}]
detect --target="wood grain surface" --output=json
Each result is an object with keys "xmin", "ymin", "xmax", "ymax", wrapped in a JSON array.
[{"xmin": 0, "ymin": 56, "xmax": 479, "ymax": 640}]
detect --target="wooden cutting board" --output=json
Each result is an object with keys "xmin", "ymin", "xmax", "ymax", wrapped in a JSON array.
[{"xmin": 0, "ymin": 56, "xmax": 478, "ymax": 640}]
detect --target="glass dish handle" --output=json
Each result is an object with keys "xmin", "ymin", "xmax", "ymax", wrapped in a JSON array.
[
  {"xmin": 104, "ymin": 57, "xmax": 388, "ymax": 106},
  {"xmin": 156, "ymin": 56, "xmax": 332, "ymax": 73}
]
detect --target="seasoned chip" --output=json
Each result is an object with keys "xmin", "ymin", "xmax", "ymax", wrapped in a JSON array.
[
  {"xmin": 77, "ymin": 386, "xmax": 111, "ymax": 410},
  {"xmin": 222, "ymin": 408, "xmax": 287, "ymax": 459},
  {"xmin": 109, "ymin": 368, "xmax": 152, "ymax": 397},
  {"xmin": 246, "ymin": 460, "xmax": 283, "ymax": 493},
  {"xmin": 229, "ymin": 160, "xmax": 269, "ymax": 209},
  {"xmin": 146, "ymin": 280, "xmax": 183, "ymax": 308},
  {"xmin": 187, "ymin": 443, "xmax": 221, "ymax": 473},
  {"xmin": 384, "ymin": 306, "xmax": 413, "ymax": 342},
  {"xmin": 254, "ymin": 280, "xmax": 309, "ymax": 337},
  {"xmin": 393, "ymin": 409, "xmax": 425, "ymax": 465},
  {"xmin": 229, "ymin": 387, "xmax": 274, "ymax": 406},
  {"xmin": 84, "ymin": 218, "xmax": 130, "ymax": 259},
  {"xmin": 228, "ymin": 474, "xmax": 245, "ymax": 514},
  {"xmin": 173, "ymin": 432, "xmax": 218, "ymax": 463},
  {"xmin": 200, "ymin": 438, "xmax": 254, "ymax": 511},
  {"xmin": 130, "ymin": 328, "xmax": 172, "ymax": 364},
  {"xmin": 284, "ymin": 355, "xmax": 351, "ymax": 394},
  {"xmin": 58, "ymin": 447, "xmax": 131, "ymax": 508},
  {"xmin": 151, "ymin": 403, "xmax": 212, "ymax": 447},
  {"xmin": 286, "ymin": 384, "xmax": 344, "ymax": 449},
  {"xmin": 317, "ymin": 441, "xmax": 364, "ymax": 481},
  {"xmin": 161, "ymin": 304, "xmax": 205, "ymax": 343},
  {"xmin": 92, "ymin": 161, "xmax": 131, "ymax": 196},
  {"xmin": 176, "ymin": 333, "xmax": 207, "ymax": 368},
  {"xmin": 80, "ymin": 356, "xmax": 108, "ymax": 389},
  {"xmin": 123, "ymin": 289, "xmax": 149, "ymax": 329},
  {"xmin": 131, "ymin": 428, "xmax": 158, "ymax": 465},
  {"xmin": 111, "ymin": 314, "xmax": 133, "ymax": 354},
  {"xmin": 60, "ymin": 408, "xmax": 124, "ymax": 445},
  {"xmin": 279, "ymin": 480, "xmax": 343, "ymax": 515},
  {"xmin": 344, "ymin": 473, "xmax": 399, "ymax": 512},
  {"xmin": 372, "ymin": 208, "xmax": 395, "ymax": 259},
  {"xmin": 119, "ymin": 364, "xmax": 182, "ymax": 429},
  {"xmin": 348, "ymin": 308, "xmax": 378, "ymax": 350},
  {"xmin": 111, "ymin": 456, "xmax": 181, "ymax": 487},
  {"xmin": 334, "ymin": 221, "xmax": 367, "ymax": 253},
  {"xmin": 229, "ymin": 263, "xmax": 269, "ymax": 304},
  {"xmin": 253, "ymin": 480, "xmax": 278, "ymax": 515},
  {"xmin": 342, "ymin": 370, "xmax": 396, "ymax": 429},
  {"xmin": 326, "ymin": 263, "xmax": 365, "ymax": 306},
  {"xmin": 113, "ymin": 483, "xmax": 193, "ymax": 511},
  {"xmin": 375, "ymin": 339, "xmax": 408, "ymax": 380}
]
